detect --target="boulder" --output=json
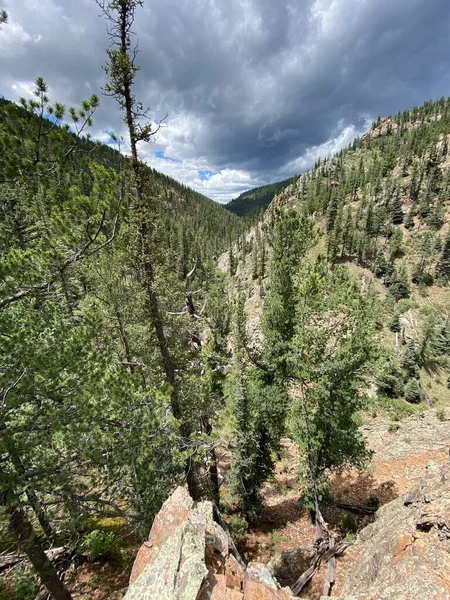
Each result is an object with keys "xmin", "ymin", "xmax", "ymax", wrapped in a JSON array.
[
  {"xmin": 129, "ymin": 486, "xmax": 194, "ymax": 585},
  {"xmin": 341, "ymin": 462, "xmax": 450, "ymax": 600},
  {"xmin": 124, "ymin": 487, "xmax": 298, "ymax": 600}
]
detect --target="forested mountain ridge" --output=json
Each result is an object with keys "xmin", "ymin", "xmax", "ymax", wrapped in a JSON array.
[
  {"xmin": 0, "ymin": 96, "xmax": 246, "ymax": 267},
  {"xmin": 225, "ymin": 176, "xmax": 295, "ymax": 217},
  {"xmin": 213, "ymin": 98, "xmax": 449, "ymax": 598},
  {"xmin": 227, "ymin": 95, "xmax": 449, "ymax": 418}
]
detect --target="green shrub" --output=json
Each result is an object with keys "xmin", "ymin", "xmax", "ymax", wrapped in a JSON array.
[
  {"xmin": 397, "ymin": 298, "xmax": 417, "ymax": 313},
  {"xmin": 81, "ymin": 529, "xmax": 120, "ymax": 562},
  {"xmin": 375, "ymin": 358, "xmax": 404, "ymax": 398},
  {"xmin": 227, "ymin": 514, "xmax": 248, "ymax": 546},
  {"xmin": 366, "ymin": 494, "xmax": 380, "ymax": 509},
  {"xmin": 404, "ymin": 378, "xmax": 422, "ymax": 404},
  {"xmin": 335, "ymin": 512, "xmax": 358, "ymax": 536},
  {"xmin": 0, "ymin": 567, "xmax": 39, "ymax": 600}
]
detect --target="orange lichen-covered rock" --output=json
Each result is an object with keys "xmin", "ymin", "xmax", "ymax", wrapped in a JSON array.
[
  {"xmin": 341, "ymin": 463, "xmax": 450, "ymax": 600},
  {"xmin": 124, "ymin": 487, "xmax": 300, "ymax": 600},
  {"xmin": 129, "ymin": 486, "xmax": 194, "ymax": 585}
]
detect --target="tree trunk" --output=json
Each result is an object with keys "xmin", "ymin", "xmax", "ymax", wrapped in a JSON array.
[
  {"xmin": 299, "ymin": 388, "xmax": 328, "ymax": 540},
  {"xmin": 3, "ymin": 491, "xmax": 72, "ymax": 600},
  {"xmin": 115, "ymin": 308, "xmax": 135, "ymax": 373},
  {"xmin": 201, "ymin": 418, "xmax": 220, "ymax": 504},
  {"xmin": 114, "ymin": 0, "xmax": 202, "ymax": 501},
  {"xmin": 8, "ymin": 442, "xmax": 56, "ymax": 543}
]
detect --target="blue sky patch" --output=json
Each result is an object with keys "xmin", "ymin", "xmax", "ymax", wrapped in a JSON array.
[
  {"xmin": 198, "ymin": 169, "xmax": 218, "ymax": 181},
  {"xmin": 155, "ymin": 150, "xmax": 181, "ymax": 163}
]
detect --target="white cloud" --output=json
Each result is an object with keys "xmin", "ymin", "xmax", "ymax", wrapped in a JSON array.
[
  {"xmin": 0, "ymin": 19, "xmax": 42, "ymax": 56},
  {"xmin": 282, "ymin": 117, "xmax": 373, "ymax": 175}
]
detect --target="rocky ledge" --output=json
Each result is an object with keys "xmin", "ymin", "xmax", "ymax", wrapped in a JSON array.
[
  {"xmin": 340, "ymin": 461, "xmax": 450, "ymax": 600},
  {"xmin": 124, "ymin": 486, "xmax": 296, "ymax": 599},
  {"xmin": 124, "ymin": 461, "xmax": 450, "ymax": 600}
]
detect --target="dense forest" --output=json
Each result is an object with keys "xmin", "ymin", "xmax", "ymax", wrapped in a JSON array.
[
  {"xmin": 226, "ymin": 177, "xmax": 295, "ymax": 217},
  {"xmin": 0, "ymin": 3, "xmax": 249, "ymax": 597},
  {"xmin": 231, "ymin": 98, "xmax": 450, "ymax": 445},
  {"xmin": 0, "ymin": 2, "xmax": 449, "ymax": 599}
]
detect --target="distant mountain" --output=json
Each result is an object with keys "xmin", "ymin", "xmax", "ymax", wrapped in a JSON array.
[
  {"xmin": 0, "ymin": 97, "xmax": 246, "ymax": 269},
  {"xmin": 225, "ymin": 177, "xmax": 295, "ymax": 217}
]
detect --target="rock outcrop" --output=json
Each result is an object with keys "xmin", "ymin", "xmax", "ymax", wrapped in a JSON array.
[
  {"xmin": 124, "ymin": 462, "xmax": 450, "ymax": 599},
  {"xmin": 341, "ymin": 462, "xmax": 450, "ymax": 600},
  {"xmin": 124, "ymin": 487, "xmax": 297, "ymax": 600}
]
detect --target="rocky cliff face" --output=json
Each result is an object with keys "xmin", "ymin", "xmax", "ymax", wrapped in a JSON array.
[
  {"xmin": 340, "ymin": 461, "xmax": 450, "ymax": 600},
  {"xmin": 124, "ymin": 486, "xmax": 297, "ymax": 600}
]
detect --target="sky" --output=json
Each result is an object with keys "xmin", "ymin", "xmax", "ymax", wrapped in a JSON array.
[{"xmin": 1, "ymin": 0, "xmax": 450, "ymax": 203}]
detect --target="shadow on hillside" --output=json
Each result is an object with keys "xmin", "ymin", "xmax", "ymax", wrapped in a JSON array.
[
  {"xmin": 331, "ymin": 469, "xmax": 399, "ymax": 507},
  {"xmin": 249, "ymin": 497, "xmax": 308, "ymax": 534}
]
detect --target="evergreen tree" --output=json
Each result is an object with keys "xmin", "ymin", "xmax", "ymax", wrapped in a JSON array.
[
  {"xmin": 404, "ymin": 377, "xmax": 422, "ymax": 403},
  {"xmin": 97, "ymin": 0, "xmax": 207, "ymax": 499},
  {"xmin": 290, "ymin": 260, "xmax": 376, "ymax": 536},
  {"xmin": 388, "ymin": 228, "xmax": 403, "ymax": 261},
  {"xmin": 372, "ymin": 249, "xmax": 388, "ymax": 277},
  {"xmin": 389, "ymin": 312, "xmax": 401, "ymax": 332},
  {"xmin": 228, "ymin": 296, "xmax": 282, "ymax": 519},
  {"xmin": 436, "ymin": 231, "xmax": 450, "ymax": 282},
  {"xmin": 388, "ymin": 264, "xmax": 410, "ymax": 300},
  {"xmin": 391, "ymin": 192, "xmax": 404, "ymax": 224},
  {"xmin": 404, "ymin": 208, "xmax": 415, "ymax": 229},
  {"xmin": 262, "ymin": 211, "xmax": 316, "ymax": 379}
]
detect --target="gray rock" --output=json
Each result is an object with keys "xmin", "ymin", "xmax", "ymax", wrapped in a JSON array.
[
  {"xmin": 342, "ymin": 463, "xmax": 450, "ymax": 600},
  {"xmin": 124, "ymin": 517, "xmax": 208, "ymax": 600}
]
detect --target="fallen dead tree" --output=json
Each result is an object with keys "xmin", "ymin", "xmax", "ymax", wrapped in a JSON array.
[
  {"xmin": 290, "ymin": 536, "xmax": 349, "ymax": 596},
  {"xmin": 0, "ymin": 546, "xmax": 70, "ymax": 573}
]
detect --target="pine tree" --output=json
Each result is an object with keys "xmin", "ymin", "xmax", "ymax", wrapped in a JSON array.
[
  {"xmin": 262, "ymin": 212, "xmax": 316, "ymax": 379},
  {"xmin": 372, "ymin": 249, "xmax": 388, "ymax": 277},
  {"xmin": 341, "ymin": 206, "xmax": 354, "ymax": 256},
  {"xmin": 290, "ymin": 260, "xmax": 376, "ymax": 536},
  {"xmin": 389, "ymin": 312, "xmax": 401, "ymax": 332},
  {"xmin": 388, "ymin": 264, "xmax": 410, "ymax": 300},
  {"xmin": 388, "ymin": 228, "xmax": 403, "ymax": 261},
  {"xmin": 404, "ymin": 377, "xmax": 422, "ymax": 403},
  {"xmin": 228, "ymin": 296, "xmax": 279, "ymax": 519},
  {"xmin": 391, "ymin": 192, "xmax": 404, "ymax": 224},
  {"xmin": 97, "ymin": 0, "xmax": 205, "ymax": 499},
  {"xmin": 404, "ymin": 209, "xmax": 415, "ymax": 229},
  {"xmin": 435, "ymin": 232, "xmax": 450, "ymax": 282}
]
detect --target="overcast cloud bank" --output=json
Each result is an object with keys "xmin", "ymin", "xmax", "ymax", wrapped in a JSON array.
[{"xmin": 1, "ymin": 0, "xmax": 450, "ymax": 202}]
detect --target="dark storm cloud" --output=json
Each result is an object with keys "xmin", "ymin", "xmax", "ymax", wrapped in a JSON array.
[{"xmin": 1, "ymin": 0, "xmax": 450, "ymax": 202}]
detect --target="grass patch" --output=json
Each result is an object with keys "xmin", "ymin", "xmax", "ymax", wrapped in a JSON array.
[{"xmin": 367, "ymin": 394, "xmax": 418, "ymax": 421}]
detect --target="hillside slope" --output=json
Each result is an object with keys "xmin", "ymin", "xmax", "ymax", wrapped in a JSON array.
[
  {"xmin": 226, "ymin": 177, "xmax": 295, "ymax": 217},
  {"xmin": 227, "ymin": 96, "xmax": 450, "ymax": 415},
  {"xmin": 0, "ymin": 97, "xmax": 246, "ymax": 268}
]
